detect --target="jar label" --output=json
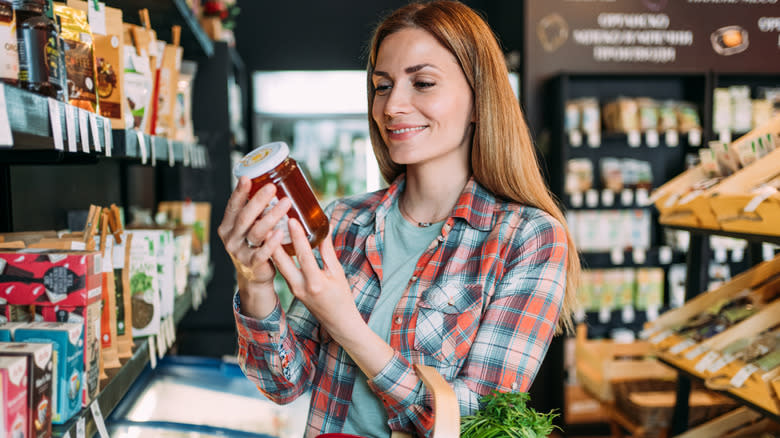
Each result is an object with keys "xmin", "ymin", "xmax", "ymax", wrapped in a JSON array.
[{"xmin": 265, "ymin": 197, "xmax": 291, "ymax": 245}]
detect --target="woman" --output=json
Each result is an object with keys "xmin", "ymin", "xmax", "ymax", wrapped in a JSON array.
[{"xmin": 218, "ymin": 1, "xmax": 580, "ymax": 436}]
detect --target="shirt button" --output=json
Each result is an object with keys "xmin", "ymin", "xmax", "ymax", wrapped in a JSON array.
[
  {"xmin": 410, "ymin": 276, "xmax": 418, "ymax": 282},
  {"xmin": 394, "ymin": 317, "xmax": 403, "ymax": 324},
  {"xmin": 436, "ymin": 235, "xmax": 444, "ymax": 242},
  {"xmin": 447, "ymin": 298, "xmax": 455, "ymax": 306},
  {"xmin": 511, "ymin": 382, "xmax": 518, "ymax": 390}
]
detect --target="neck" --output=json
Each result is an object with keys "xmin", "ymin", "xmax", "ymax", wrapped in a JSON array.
[{"xmin": 400, "ymin": 166, "xmax": 470, "ymax": 227}]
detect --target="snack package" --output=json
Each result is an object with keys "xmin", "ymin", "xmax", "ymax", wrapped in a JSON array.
[
  {"xmin": 157, "ymin": 201, "xmax": 211, "ymax": 276},
  {"xmin": 174, "ymin": 60, "xmax": 198, "ymax": 143},
  {"xmin": 603, "ymin": 97, "xmax": 638, "ymax": 133},
  {"xmin": 53, "ymin": 4, "xmax": 98, "ymax": 113},
  {"xmin": 0, "ymin": 1, "xmax": 18, "ymax": 83},
  {"xmin": 637, "ymin": 97, "xmax": 659, "ymax": 132},
  {"xmin": 0, "ymin": 342, "xmax": 53, "ymax": 438},
  {"xmin": 153, "ymin": 30, "xmax": 183, "ymax": 137},
  {"xmin": 122, "ymin": 23, "xmax": 153, "ymax": 132},
  {"xmin": 0, "ymin": 356, "xmax": 28, "ymax": 438},
  {"xmin": 113, "ymin": 232, "xmax": 134, "ymax": 359},
  {"xmin": 67, "ymin": 0, "xmax": 126, "ymax": 127},
  {"xmin": 124, "ymin": 230, "xmax": 161, "ymax": 338},
  {"xmin": 564, "ymin": 159, "xmax": 593, "ymax": 194}
]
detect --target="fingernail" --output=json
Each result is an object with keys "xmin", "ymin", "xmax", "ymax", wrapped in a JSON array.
[
  {"xmin": 263, "ymin": 184, "xmax": 275, "ymax": 195},
  {"xmin": 279, "ymin": 197, "xmax": 292, "ymax": 208}
]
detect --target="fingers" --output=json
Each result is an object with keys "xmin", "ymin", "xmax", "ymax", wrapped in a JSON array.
[
  {"xmin": 246, "ymin": 197, "xmax": 292, "ymax": 245},
  {"xmin": 250, "ymin": 228, "xmax": 284, "ymax": 270},
  {"xmin": 233, "ymin": 184, "xmax": 278, "ymax": 239},
  {"xmin": 272, "ymin": 245, "xmax": 303, "ymax": 287},
  {"xmin": 318, "ymin": 227, "xmax": 344, "ymax": 276},
  {"xmin": 218, "ymin": 177, "xmax": 250, "ymax": 241},
  {"xmin": 288, "ymin": 219, "xmax": 322, "ymax": 280}
]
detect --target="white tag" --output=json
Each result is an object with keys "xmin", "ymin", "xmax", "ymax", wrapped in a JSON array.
[
  {"xmin": 650, "ymin": 329, "xmax": 673, "ymax": 345},
  {"xmin": 695, "ymin": 351, "xmax": 720, "ymax": 373},
  {"xmin": 678, "ymin": 189, "xmax": 703, "ymax": 205},
  {"xmin": 0, "ymin": 85, "xmax": 11, "ymax": 147},
  {"xmin": 665, "ymin": 130, "xmax": 679, "ymax": 147},
  {"xmin": 183, "ymin": 143, "xmax": 190, "ymax": 167},
  {"xmin": 87, "ymin": 1, "xmax": 107, "ymax": 35},
  {"xmin": 598, "ymin": 306, "xmax": 611, "ymax": 323},
  {"xmin": 103, "ymin": 120, "xmax": 112, "ymax": 157},
  {"xmin": 601, "ymin": 189, "xmax": 615, "ymax": 206},
  {"xmin": 89, "ymin": 112, "xmax": 101, "ymax": 152},
  {"xmin": 670, "ymin": 338, "xmax": 696, "ymax": 355},
  {"xmin": 575, "ymin": 307, "xmax": 586, "ymax": 323},
  {"xmin": 688, "ymin": 128, "xmax": 702, "ymax": 146},
  {"xmin": 628, "ymin": 130, "xmax": 641, "ymax": 147},
  {"xmin": 182, "ymin": 202, "xmax": 196, "ymax": 224},
  {"xmin": 744, "ymin": 186, "xmax": 777, "ymax": 213},
  {"xmin": 167, "ymin": 318, "xmax": 175, "ymax": 348},
  {"xmin": 639, "ymin": 326, "xmax": 661, "ymax": 340},
  {"xmin": 157, "ymin": 330, "xmax": 166, "ymax": 359},
  {"xmin": 137, "ymin": 131, "xmax": 147, "ymax": 164},
  {"xmin": 149, "ymin": 336, "xmax": 157, "ymax": 369},
  {"xmin": 622, "ymin": 306, "xmax": 635, "ymax": 323},
  {"xmin": 79, "ymin": 109, "xmax": 90, "ymax": 152},
  {"xmin": 730, "ymin": 363, "xmax": 759, "ymax": 388},
  {"xmin": 90, "ymin": 400, "xmax": 110, "ymax": 438},
  {"xmin": 646, "ymin": 129, "xmax": 659, "ymax": 148},
  {"xmin": 636, "ymin": 188, "xmax": 649, "ymax": 206},
  {"xmin": 167, "ymin": 138, "xmax": 175, "ymax": 167},
  {"xmin": 632, "ymin": 248, "xmax": 647, "ymax": 264},
  {"xmin": 718, "ymin": 129, "xmax": 732, "ymax": 144},
  {"xmin": 569, "ymin": 130, "xmax": 582, "ymax": 147},
  {"xmin": 731, "ymin": 247, "xmax": 744, "ymax": 263},
  {"xmin": 714, "ymin": 248, "xmax": 728, "ymax": 264},
  {"xmin": 610, "ymin": 247, "xmax": 625, "ymax": 265},
  {"xmin": 621, "ymin": 189, "xmax": 634, "ymax": 206},
  {"xmin": 77, "ymin": 416, "xmax": 86, "ymax": 438},
  {"xmin": 570, "ymin": 192, "xmax": 583, "ymax": 208},
  {"xmin": 585, "ymin": 189, "xmax": 599, "ymax": 207},
  {"xmin": 587, "ymin": 132, "xmax": 600, "ymax": 148},
  {"xmin": 659, "ymin": 246, "xmax": 673, "ymax": 265},
  {"xmin": 663, "ymin": 193, "xmax": 680, "ymax": 208},
  {"xmin": 48, "ymin": 99, "xmax": 64, "ymax": 150},
  {"xmin": 763, "ymin": 243, "xmax": 775, "ymax": 262},
  {"xmin": 685, "ymin": 344, "xmax": 710, "ymax": 360},
  {"xmin": 65, "ymin": 105, "xmax": 78, "ymax": 152},
  {"xmin": 709, "ymin": 353, "xmax": 737, "ymax": 373},
  {"xmin": 63, "ymin": 431, "xmax": 72, "ymax": 438},
  {"xmin": 150, "ymin": 137, "xmax": 157, "ymax": 166}
]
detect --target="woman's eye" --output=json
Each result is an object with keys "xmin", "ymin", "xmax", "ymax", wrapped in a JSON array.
[
  {"xmin": 375, "ymin": 84, "xmax": 392, "ymax": 95},
  {"xmin": 415, "ymin": 81, "xmax": 435, "ymax": 89}
]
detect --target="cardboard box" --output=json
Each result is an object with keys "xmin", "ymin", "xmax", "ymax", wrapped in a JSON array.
[
  {"xmin": 14, "ymin": 322, "xmax": 84, "ymax": 425},
  {"xmin": 0, "ymin": 250, "xmax": 102, "ymax": 306},
  {"xmin": 0, "ymin": 343, "xmax": 53, "ymax": 438},
  {"xmin": 0, "ymin": 355, "xmax": 28, "ymax": 438}
]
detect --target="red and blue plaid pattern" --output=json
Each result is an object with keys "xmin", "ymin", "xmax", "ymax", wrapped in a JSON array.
[{"xmin": 234, "ymin": 175, "xmax": 568, "ymax": 437}]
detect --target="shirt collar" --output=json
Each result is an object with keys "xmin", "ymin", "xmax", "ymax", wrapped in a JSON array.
[{"xmin": 353, "ymin": 174, "xmax": 495, "ymax": 232}]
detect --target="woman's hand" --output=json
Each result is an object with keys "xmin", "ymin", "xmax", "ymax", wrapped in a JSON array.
[{"xmin": 218, "ymin": 177, "xmax": 291, "ymax": 317}]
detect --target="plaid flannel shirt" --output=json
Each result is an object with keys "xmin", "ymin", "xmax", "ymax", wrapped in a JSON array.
[{"xmin": 234, "ymin": 175, "xmax": 568, "ymax": 437}]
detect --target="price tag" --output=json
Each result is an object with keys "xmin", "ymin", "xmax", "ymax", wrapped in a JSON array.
[
  {"xmin": 729, "ymin": 363, "xmax": 759, "ymax": 388},
  {"xmin": 150, "ymin": 137, "xmax": 157, "ymax": 166},
  {"xmin": 65, "ymin": 105, "xmax": 78, "ymax": 152},
  {"xmin": 136, "ymin": 131, "xmax": 147, "ymax": 164},
  {"xmin": 709, "ymin": 353, "xmax": 736, "ymax": 373},
  {"xmin": 694, "ymin": 351, "xmax": 720, "ymax": 373},
  {"xmin": 665, "ymin": 130, "xmax": 679, "ymax": 147},
  {"xmin": 688, "ymin": 128, "xmax": 702, "ymax": 146},
  {"xmin": 77, "ymin": 416, "xmax": 86, "ymax": 438},
  {"xmin": 587, "ymin": 132, "xmax": 600, "ymax": 148},
  {"xmin": 659, "ymin": 246, "xmax": 673, "ymax": 265},
  {"xmin": 87, "ymin": 1, "xmax": 107, "ymax": 35},
  {"xmin": 636, "ymin": 188, "xmax": 649, "ymax": 206},
  {"xmin": 718, "ymin": 129, "xmax": 731, "ymax": 144},
  {"xmin": 628, "ymin": 130, "xmax": 641, "ymax": 147},
  {"xmin": 669, "ymin": 338, "xmax": 696, "ymax": 355},
  {"xmin": 763, "ymin": 243, "xmax": 776, "ymax": 262},
  {"xmin": 639, "ymin": 326, "xmax": 661, "ymax": 340},
  {"xmin": 63, "ymin": 431, "xmax": 72, "ymax": 438},
  {"xmin": 167, "ymin": 318, "xmax": 175, "ymax": 348},
  {"xmin": 0, "ymin": 85, "xmax": 12, "ymax": 147},
  {"xmin": 167, "ymin": 138, "xmax": 175, "ymax": 166},
  {"xmin": 685, "ymin": 343, "xmax": 710, "ymax": 360},
  {"xmin": 714, "ymin": 248, "xmax": 728, "ymax": 264},
  {"xmin": 598, "ymin": 306, "xmax": 611, "ymax": 324},
  {"xmin": 90, "ymin": 400, "xmax": 110, "ymax": 438},
  {"xmin": 183, "ymin": 143, "xmax": 190, "ymax": 167},
  {"xmin": 103, "ymin": 121, "xmax": 112, "ymax": 157},
  {"xmin": 621, "ymin": 189, "xmax": 634, "ymax": 206},
  {"xmin": 610, "ymin": 247, "xmax": 625, "ymax": 265},
  {"xmin": 569, "ymin": 130, "xmax": 582, "ymax": 147},
  {"xmin": 650, "ymin": 329, "xmax": 673, "ymax": 345},
  {"xmin": 570, "ymin": 192, "xmax": 583, "ymax": 208},
  {"xmin": 632, "ymin": 248, "xmax": 647, "ymax": 265},
  {"xmin": 47, "ymin": 98, "xmax": 64, "ymax": 150},
  {"xmin": 622, "ymin": 305, "xmax": 635, "ymax": 323},
  {"xmin": 646, "ymin": 305, "xmax": 659, "ymax": 322},
  {"xmin": 646, "ymin": 129, "xmax": 659, "ymax": 148},
  {"xmin": 158, "ymin": 329, "xmax": 166, "ymax": 358},
  {"xmin": 575, "ymin": 307, "xmax": 586, "ymax": 323},
  {"xmin": 149, "ymin": 336, "xmax": 157, "ymax": 369},
  {"xmin": 89, "ymin": 112, "xmax": 101, "ymax": 152},
  {"xmin": 585, "ymin": 189, "xmax": 599, "ymax": 207},
  {"xmin": 601, "ymin": 189, "xmax": 615, "ymax": 206},
  {"xmin": 78, "ymin": 109, "xmax": 90, "ymax": 152}
]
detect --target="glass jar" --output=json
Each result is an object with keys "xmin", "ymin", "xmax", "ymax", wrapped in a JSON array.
[
  {"xmin": 234, "ymin": 142, "xmax": 329, "ymax": 255},
  {"xmin": 14, "ymin": 0, "xmax": 62, "ymax": 98}
]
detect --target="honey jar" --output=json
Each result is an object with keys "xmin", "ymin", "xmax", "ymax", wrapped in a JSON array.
[{"xmin": 233, "ymin": 141, "xmax": 329, "ymax": 255}]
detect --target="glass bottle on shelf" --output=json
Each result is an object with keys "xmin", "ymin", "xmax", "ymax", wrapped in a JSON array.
[{"xmin": 14, "ymin": 0, "xmax": 63, "ymax": 99}]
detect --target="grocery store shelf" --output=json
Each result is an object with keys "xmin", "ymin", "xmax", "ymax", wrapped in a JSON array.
[
  {"xmin": 666, "ymin": 225, "xmax": 780, "ymax": 246},
  {"xmin": 581, "ymin": 246, "xmax": 686, "ymax": 269}
]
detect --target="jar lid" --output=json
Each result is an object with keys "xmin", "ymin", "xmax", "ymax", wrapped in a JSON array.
[{"xmin": 233, "ymin": 141, "xmax": 290, "ymax": 179}]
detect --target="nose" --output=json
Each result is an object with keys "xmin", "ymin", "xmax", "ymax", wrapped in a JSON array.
[{"xmin": 382, "ymin": 85, "xmax": 412, "ymax": 119}]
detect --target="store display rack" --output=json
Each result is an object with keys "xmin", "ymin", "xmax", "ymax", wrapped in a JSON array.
[{"xmin": 581, "ymin": 246, "xmax": 687, "ymax": 270}]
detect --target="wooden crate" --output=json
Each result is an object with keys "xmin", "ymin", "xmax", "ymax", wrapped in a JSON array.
[
  {"xmin": 652, "ymin": 164, "xmax": 721, "ymax": 230},
  {"xmin": 575, "ymin": 324, "xmax": 676, "ymax": 402},
  {"xmin": 673, "ymin": 406, "xmax": 763, "ymax": 438}
]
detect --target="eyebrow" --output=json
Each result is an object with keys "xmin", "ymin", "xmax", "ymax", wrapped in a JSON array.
[{"xmin": 373, "ymin": 63, "xmax": 436, "ymax": 78}]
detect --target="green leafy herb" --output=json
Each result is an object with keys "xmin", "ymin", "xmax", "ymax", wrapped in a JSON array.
[
  {"xmin": 130, "ymin": 272, "xmax": 153, "ymax": 295},
  {"xmin": 460, "ymin": 391, "xmax": 559, "ymax": 438}
]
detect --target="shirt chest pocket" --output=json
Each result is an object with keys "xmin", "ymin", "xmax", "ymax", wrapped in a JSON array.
[{"xmin": 414, "ymin": 282, "xmax": 483, "ymax": 365}]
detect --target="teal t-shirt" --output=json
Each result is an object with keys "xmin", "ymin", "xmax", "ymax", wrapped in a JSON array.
[{"xmin": 341, "ymin": 200, "xmax": 445, "ymax": 437}]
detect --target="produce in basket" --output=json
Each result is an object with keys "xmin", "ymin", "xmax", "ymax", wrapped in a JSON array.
[{"xmin": 460, "ymin": 391, "xmax": 559, "ymax": 438}]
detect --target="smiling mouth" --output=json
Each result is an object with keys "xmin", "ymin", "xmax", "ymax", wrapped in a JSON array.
[{"xmin": 388, "ymin": 126, "xmax": 427, "ymax": 134}]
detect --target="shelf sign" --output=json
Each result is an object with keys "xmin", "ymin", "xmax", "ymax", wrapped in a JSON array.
[
  {"xmin": 136, "ymin": 131, "xmax": 147, "ymax": 164},
  {"xmin": 89, "ymin": 113, "xmax": 101, "ymax": 153},
  {"xmin": 47, "ymin": 98, "xmax": 64, "ymax": 151},
  {"xmin": 65, "ymin": 105, "xmax": 77, "ymax": 152},
  {"xmin": 103, "ymin": 121, "xmax": 112, "ymax": 157},
  {"xmin": 0, "ymin": 85, "xmax": 10, "ymax": 147},
  {"xmin": 167, "ymin": 138, "xmax": 175, "ymax": 167},
  {"xmin": 79, "ymin": 109, "xmax": 90, "ymax": 153},
  {"xmin": 90, "ymin": 401, "xmax": 110, "ymax": 438},
  {"xmin": 77, "ymin": 416, "xmax": 86, "ymax": 438}
]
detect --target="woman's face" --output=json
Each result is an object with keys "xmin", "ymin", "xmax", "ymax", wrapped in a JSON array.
[{"xmin": 371, "ymin": 27, "xmax": 474, "ymax": 169}]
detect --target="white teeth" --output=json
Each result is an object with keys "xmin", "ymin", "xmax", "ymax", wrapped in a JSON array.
[{"xmin": 390, "ymin": 126, "xmax": 425, "ymax": 134}]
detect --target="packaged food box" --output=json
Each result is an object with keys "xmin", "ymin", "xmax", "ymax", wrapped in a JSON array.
[
  {"xmin": 0, "ymin": 250, "xmax": 102, "ymax": 307},
  {"xmin": 124, "ymin": 230, "xmax": 161, "ymax": 338},
  {"xmin": 0, "ymin": 342, "xmax": 53, "ymax": 438},
  {"xmin": 13, "ymin": 322, "xmax": 84, "ymax": 425},
  {"xmin": 0, "ymin": 355, "xmax": 28, "ymax": 438}
]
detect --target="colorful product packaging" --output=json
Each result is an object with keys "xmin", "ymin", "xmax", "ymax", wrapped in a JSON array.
[
  {"xmin": 113, "ymin": 233, "xmax": 134, "ymax": 360},
  {"xmin": 13, "ymin": 322, "xmax": 84, "ymax": 425},
  {"xmin": 124, "ymin": 230, "xmax": 161, "ymax": 338},
  {"xmin": 0, "ymin": 342, "xmax": 53, "ymax": 438},
  {"xmin": 0, "ymin": 355, "xmax": 28, "ymax": 438},
  {"xmin": 53, "ymin": 4, "xmax": 98, "ymax": 113},
  {"xmin": 0, "ymin": 1, "xmax": 18, "ymax": 84}
]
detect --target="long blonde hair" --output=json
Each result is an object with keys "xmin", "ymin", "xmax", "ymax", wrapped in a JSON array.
[{"xmin": 366, "ymin": 0, "xmax": 581, "ymax": 333}]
